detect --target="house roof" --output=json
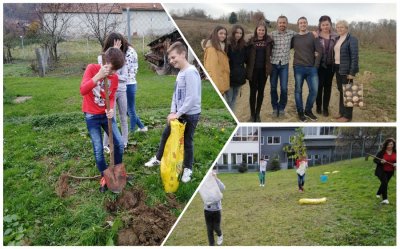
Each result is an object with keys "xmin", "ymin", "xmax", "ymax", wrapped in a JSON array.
[{"xmin": 40, "ymin": 3, "xmax": 163, "ymax": 14}]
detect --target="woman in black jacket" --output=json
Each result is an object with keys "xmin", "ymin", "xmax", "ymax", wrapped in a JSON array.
[
  {"xmin": 333, "ymin": 20, "xmax": 359, "ymax": 122},
  {"xmin": 374, "ymin": 138, "xmax": 396, "ymax": 204},
  {"xmin": 226, "ymin": 25, "xmax": 247, "ymax": 111},
  {"xmin": 245, "ymin": 20, "xmax": 273, "ymax": 122}
]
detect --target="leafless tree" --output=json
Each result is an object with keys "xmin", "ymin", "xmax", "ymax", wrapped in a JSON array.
[
  {"xmin": 78, "ymin": 3, "xmax": 121, "ymax": 48},
  {"xmin": 36, "ymin": 3, "xmax": 74, "ymax": 62}
]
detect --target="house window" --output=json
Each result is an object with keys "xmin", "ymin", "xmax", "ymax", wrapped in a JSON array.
[
  {"xmin": 236, "ymin": 154, "xmax": 242, "ymax": 164},
  {"xmin": 232, "ymin": 127, "xmax": 259, "ymax": 142},
  {"xmin": 247, "ymin": 154, "xmax": 253, "ymax": 164},
  {"xmin": 222, "ymin": 154, "xmax": 228, "ymax": 164},
  {"xmin": 267, "ymin": 136, "xmax": 281, "ymax": 145},
  {"xmin": 231, "ymin": 153, "xmax": 237, "ymax": 165},
  {"xmin": 314, "ymin": 154, "xmax": 319, "ymax": 160},
  {"xmin": 264, "ymin": 155, "xmax": 269, "ymax": 160},
  {"xmin": 242, "ymin": 153, "xmax": 247, "ymax": 164},
  {"xmin": 303, "ymin": 127, "xmax": 317, "ymax": 136},
  {"xmin": 321, "ymin": 127, "xmax": 335, "ymax": 135}
]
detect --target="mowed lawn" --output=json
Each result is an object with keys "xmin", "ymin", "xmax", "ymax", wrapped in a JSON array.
[
  {"xmin": 166, "ymin": 158, "xmax": 396, "ymax": 246},
  {"xmin": 3, "ymin": 40, "xmax": 236, "ymax": 245}
]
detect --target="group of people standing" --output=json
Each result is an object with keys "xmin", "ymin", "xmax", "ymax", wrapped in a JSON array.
[{"xmin": 202, "ymin": 15, "xmax": 359, "ymax": 122}]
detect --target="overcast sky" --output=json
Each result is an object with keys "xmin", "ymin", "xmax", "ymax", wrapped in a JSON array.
[{"xmin": 164, "ymin": 3, "xmax": 397, "ymax": 25}]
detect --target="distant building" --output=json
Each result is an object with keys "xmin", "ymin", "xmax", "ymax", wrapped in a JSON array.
[
  {"xmin": 216, "ymin": 127, "xmax": 337, "ymax": 172},
  {"xmin": 40, "ymin": 3, "xmax": 174, "ymax": 39}
]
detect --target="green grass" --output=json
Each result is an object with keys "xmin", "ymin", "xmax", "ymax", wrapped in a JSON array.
[
  {"xmin": 3, "ymin": 40, "xmax": 236, "ymax": 245},
  {"xmin": 165, "ymin": 158, "xmax": 396, "ymax": 246}
]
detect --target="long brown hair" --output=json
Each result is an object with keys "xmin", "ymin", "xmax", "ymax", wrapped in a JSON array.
[
  {"xmin": 381, "ymin": 138, "xmax": 396, "ymax": 153},
  {"xmin": 102, "ymin": 32, "xmax": 132, "ymax": 54},
  {"xmin": 252, "ymin": 20, "xmax": 268, "ymax": 42},
  {"xmin": 203, "ymin": 25, "xmax": 228, "ymax": 53},
  {"xmin": 229, "ymin": 24, "xmax": 245, "ymax": 50}
]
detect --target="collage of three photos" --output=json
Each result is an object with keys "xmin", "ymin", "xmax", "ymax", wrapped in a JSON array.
[{"xmin": 2, "ymin": 2, "xmax": 397, "ymax": 246}]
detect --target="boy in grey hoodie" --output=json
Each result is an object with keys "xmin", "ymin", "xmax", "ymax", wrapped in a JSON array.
[{"xmin": 144, "ymin": 42, "xmax": 201, "ymax": 183}]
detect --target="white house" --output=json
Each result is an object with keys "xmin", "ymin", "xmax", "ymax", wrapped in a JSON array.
[{"xmin": 41, "ymin": 3, "xmax": 175, "ymax": 39}]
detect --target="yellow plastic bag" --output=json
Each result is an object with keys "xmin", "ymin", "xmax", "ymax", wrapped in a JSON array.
[{"xmin": 160, "ymin": 120, "xmax": 186, "ymax": 193}]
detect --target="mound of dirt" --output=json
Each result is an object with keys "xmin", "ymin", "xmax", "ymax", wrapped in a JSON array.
[
  {"xmin": 105, "ymin": 187, "xmax": 178, "ymax": 246},
  {"xmin": 56, "ymin": 173, "xmax": 70, "ymax": 197}
]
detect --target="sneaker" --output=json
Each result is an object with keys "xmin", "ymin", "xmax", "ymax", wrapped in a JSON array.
[
  {"xmin": 255, "ymin": 114, "xmax": 261, "ymax": 122},
  {"xmin": 298, "ymin": 112, "xmax": 307, "ymax": 122},
  {"xmin": 103, "ymin": 146, "xmax": 110, "ymax": 154},
  {"xmin": 99, "ymin": 177, "xmax": 108, "ymax": 193},
  {"xmin": 259, "ymin": 184, "xmax": 262, "ymax": 187},
  {"xmin": 323, "ymin": 109, "xmax": 329, "ymax": 117},
  {"xmin": 144, "ymin": 156, "xmax": 160, "ymax": 167},
  {"xmin": 136, "ymin": 126, "xmax": 148, "ymax": 132},
  {"xmin": 376, "ymin": 195, "xmax": 381, "ymax": 199},
  {"xmin": 381, "ymin": 199, "xmax": 389, "ymax": 204},
  {"xmin": 304, "ymin": 110, "xmax": 318, "ymax": 121},
  {"xmin": 262, "ymin": 184, "xmax": 265, "ymax": 187},
  {"xmin": 272, "ymin": 110, "xmax": 278, "ymax": 118},
  {"xmin": 316, "ymin": 107, "xmax": 322, "ymax": 114},
  {"xmin": 279, "ymin": 110, "xmax": 285, "ymax": 117},
  {"xmin": 181, "ymin": 168, "xmax": 192, "ymax": 183},
  {"xmin": 217, "ymin": 234, "xmax": 223, "ymax": 245}
]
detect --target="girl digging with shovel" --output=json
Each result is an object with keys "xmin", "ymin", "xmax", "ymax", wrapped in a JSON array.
[{"xmin": 80, "ymin": 47, "xmax": 127, "ymax": 193}]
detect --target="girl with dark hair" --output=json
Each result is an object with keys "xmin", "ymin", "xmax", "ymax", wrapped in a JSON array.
[
  {"xmin": 246, "ymin": 20, "xmax": 273, "ymax": 122},
  {"xmin": 100, "ymin": 33, "xmax": 129, "ymax": 152},
  {"xmin": 101, "ymin": 33, "xmax": 148, "ymax": 154},
  {"xmin": 202, "ymin": 26, "xmax": 230, "ymax": 96},
  {"xmin": 226, "ymin": 24, "xmax": 247, "ymax": 111},
  {"xmin": 374, "ymin": 138, "xmax": 396, "ymax": 204},
  {"xmin": 315, "ymin": 15, "xmax": 337, "ymax": 117}
]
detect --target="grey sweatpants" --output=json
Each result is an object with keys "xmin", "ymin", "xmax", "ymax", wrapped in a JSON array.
[{"xmin": 103, "ymin": 90, "xmax": 128, "ymax": 147}]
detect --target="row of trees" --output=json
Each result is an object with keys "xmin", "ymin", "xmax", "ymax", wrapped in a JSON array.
[{"xmin": 4, "ymin": 3, "xmax": 122, "ymax": 64}]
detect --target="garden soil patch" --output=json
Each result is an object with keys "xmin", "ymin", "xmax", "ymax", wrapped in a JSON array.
[{"xmin": 105, "ymin": 187, "xmax": 179, "ymax": 246}]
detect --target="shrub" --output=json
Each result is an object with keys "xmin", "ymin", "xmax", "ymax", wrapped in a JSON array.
[
  {"xmin": 238, "ymin": 163, "xmax": 248, "ymax": 173},
  {"xmin": 268, "ymin": 157, "xmax": 281, "ymax": 171}
]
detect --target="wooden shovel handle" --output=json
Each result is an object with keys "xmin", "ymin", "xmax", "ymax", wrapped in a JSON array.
[{"xmin": 101, "ymin": 53, "xmax": 114, "ymax": 168}]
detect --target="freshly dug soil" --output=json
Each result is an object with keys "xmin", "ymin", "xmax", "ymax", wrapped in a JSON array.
[{"xmin": 105, "ymin": 187, "xmax": 180, "ymax": 246}]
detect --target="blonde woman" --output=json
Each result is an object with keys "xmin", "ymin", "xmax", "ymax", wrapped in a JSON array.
[{"xmin": 333, "ymin": 20, "xmax": 359, "ymax": 122}]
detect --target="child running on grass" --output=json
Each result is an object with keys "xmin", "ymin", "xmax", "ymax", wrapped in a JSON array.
[
  {"xmin": 80, "ymin": 47, "xmax": 125, "ymax": 192},
  {"xmin": 259, "ymin": 158, "xmax": 267, "ymax": 187},
  {"xmin": 144, "ymin": 42, "xmax": 201, "ymax": 183},
  {"xmin": 295, "ymin": 155, "xmax": 308, "ymax": 192},
  {"xmin": 203, "ymin": 168, "xmax": 225, "ymax": 246}
]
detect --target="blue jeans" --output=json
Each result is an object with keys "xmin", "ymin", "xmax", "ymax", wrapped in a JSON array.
[
  {"xmin": 85, "ymin": 113, "xmax": 124, "ymax": 174},
  {"xmin": 294, "ymin": 66, "xmax": 318, "ymax": 113},
  {"xmin": 297, "ymin": 173, "xmax": 305, "ymax": 190},
  {"xmin": 224, "ymin": 86, "xmax": 241, "ymax": 111},
  {"xmin": 270, "ymin": 63, "xmax": 289, "ymax": 111},
  {"xmin": 156, "ymin": 113, "xmax": 200, "ymax": 170},
  {"xmin": 127, "ymin": 84, "xmax": 144, "ymax": 131}
]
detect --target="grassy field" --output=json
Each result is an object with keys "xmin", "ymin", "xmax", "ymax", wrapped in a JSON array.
[
  {"xmin": 3, "ymin": 39, "xmax": 236, "ymax": 245},
  {"xmin": 165, "ymin": 158, "xmax": 396, "ymax": 246},
  {"xmin": 174, "ymin": 18, "xmax": 396, "ymax": 122}
]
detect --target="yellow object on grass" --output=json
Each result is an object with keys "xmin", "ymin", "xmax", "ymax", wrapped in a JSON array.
[
  {"xmin": 332, "ymin": 170, "xmax": 340, "ymax": 174},
  {"xmin": 160, "ymin": 120, "xmax": 186, "ymax": 193},
  {"xmin": 324, "ymin": 172, "xmax": 331, "ymax": 174},
  {"xmin": 299, "ymin": 197, "xmax": 327, "ymax": 205}
]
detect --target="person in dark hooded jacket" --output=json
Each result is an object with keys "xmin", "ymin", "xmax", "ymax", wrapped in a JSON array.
[{"xmin": 374, "ymin": 138, "xmax": 396, "ymax": 205}]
